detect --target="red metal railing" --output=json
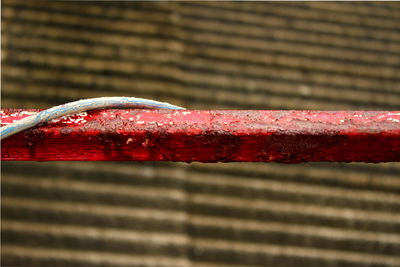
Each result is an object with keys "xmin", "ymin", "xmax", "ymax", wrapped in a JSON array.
[{"xmin": 1, "ymin": 109, "xmax": 399, "ymax": 163}]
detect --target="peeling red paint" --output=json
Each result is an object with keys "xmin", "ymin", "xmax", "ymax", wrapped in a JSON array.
[{"xmin": 1, "ymin": 109, "xmax": 399, "ymax": 163}]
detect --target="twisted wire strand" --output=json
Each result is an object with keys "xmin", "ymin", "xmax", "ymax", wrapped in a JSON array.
[{"xmin": 1, "ymin": 97, "xmax": 185, "ymax": 140}]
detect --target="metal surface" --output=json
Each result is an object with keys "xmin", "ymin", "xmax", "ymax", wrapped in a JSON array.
[{"xmin": 1, "ymin": 109, "xmax": 400, "ymax": 162}]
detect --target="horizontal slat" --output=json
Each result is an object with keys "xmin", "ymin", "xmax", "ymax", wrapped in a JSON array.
[
  {"xmin": 3, "ymin": 175, "xmax": 400, "ymax": 232},
  {"xmin": 3, "ymin": 196, "xmax": 400, "ymax": 250},
  {"xmin": 5, "ymin": 1, "xmax": 400, "ymax": 58},
  {"xmin": 3, "ymin": 221, "xmax": 400, "ymax": 266},
  {"xmin": 3, "ymin": 33, "xmax": 400, "ymax": 96},
  {"xmin": 301, "ymin": 2, "xmax": 400, "ymax": 18},
  {"xmin": 172, "ymin": 2, "xmax": 400, "ymax": 43},
  {"xmin": 7, "ymin": 0, "xmax": 400, "ymax": 30},
  {"xmin": 3, "ymin": 4, "xmax": 400, "ymax": 67},
  {"xmin": 190, "ymin": 2, "xmax": 400, "ymax": 31},
  {"xmin": 2, "ymin": 245, "xmax": 190, "ymax": 267},
  {"xmin": 3, "ymin": 11, "xmax": 400, "ymax": 80},
  {"xmin": 4, "ymin": 161, "xmax": 400, "ymax": 211},
  {"xmin": 3, "ymin": 19, "xmax": 400, "ymax": 95},
  {"xmin": 3, "ymin": 41, "xmax": 400, "ymax": 106},
  {"xmin": 4, "ymin": 60, "xmax": 398, "ymax": 110}
]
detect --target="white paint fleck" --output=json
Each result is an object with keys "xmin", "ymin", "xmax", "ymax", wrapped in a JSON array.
[
  {"xmin": 142, "ymin": 138, "xmax": 149, "ymax": 147},
  {"xmin": 19, "ymin": 111, "xmax": 37, "ymax": 116},
  {"xmin": 76, "ymin": 112, "xmax": 88, "ymax": 117}
]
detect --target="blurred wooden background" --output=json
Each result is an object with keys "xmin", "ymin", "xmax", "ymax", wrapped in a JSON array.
[{"xmin": 2, "ymin": 1, "xmax": 400, "ymax": 266}]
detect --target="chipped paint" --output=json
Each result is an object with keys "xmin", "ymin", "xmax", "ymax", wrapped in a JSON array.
[{"xmin": 1, "ymin": 109, "xmax": 400, "ymax": 162}]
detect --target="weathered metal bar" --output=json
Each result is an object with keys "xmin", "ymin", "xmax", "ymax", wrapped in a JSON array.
[{"xmin": 1, "ymin": 109, "xmax": 399, "ymax": 163}]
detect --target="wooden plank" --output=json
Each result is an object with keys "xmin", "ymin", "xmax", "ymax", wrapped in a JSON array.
[{"xmin": 1, "ymin": 109, "xmax": 399, "ymax": 162}]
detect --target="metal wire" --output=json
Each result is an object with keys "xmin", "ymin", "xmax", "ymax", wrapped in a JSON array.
[{"xmin": 0, "ymin": 97, "xmax": 185, "ymax": 140}]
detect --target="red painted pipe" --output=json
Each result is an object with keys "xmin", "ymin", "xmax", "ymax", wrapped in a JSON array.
[{"xmin": 1, "ymin": 109, "xmax": 399, "ymax": 163}]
